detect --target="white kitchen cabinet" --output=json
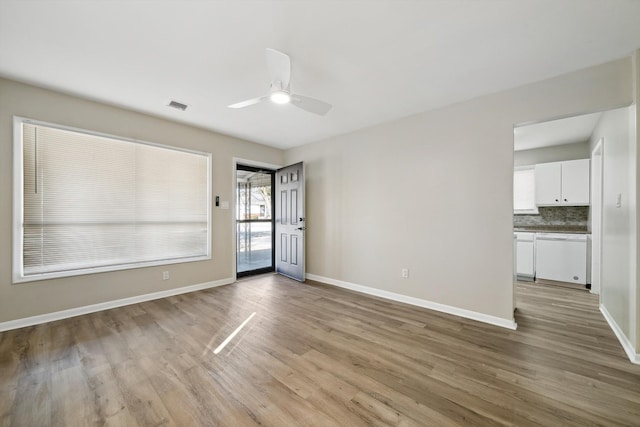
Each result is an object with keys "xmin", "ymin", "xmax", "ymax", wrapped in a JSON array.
[
  {"xmin": 534, "ymin": 162, "xmax": 562, "ymax": 205},
  {"xmin": 535, "ymin": 159, "xmax": 590, "ymax": 206},
  {"xmin": 561, "ymin": 159, "xmax": 590, "ymax": 204},
  {"xmin": 515, "ymin": 232, "xmax": 535, "ymax": 280}
]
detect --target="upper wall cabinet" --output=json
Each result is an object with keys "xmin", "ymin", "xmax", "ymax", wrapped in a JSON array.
[{"xmin": 535, "ymin": 159, "xmax": 590, "ymax": 206}]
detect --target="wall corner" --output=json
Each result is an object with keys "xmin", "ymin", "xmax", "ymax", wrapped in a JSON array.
[{"xmin": 633, "ymin": 49, "xmax": 640, "ymax": 350}]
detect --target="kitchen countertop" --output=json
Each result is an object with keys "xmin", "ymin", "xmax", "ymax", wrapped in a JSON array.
[{"xmin": 514, "ymin": 226, "xmax": 589, "ymax": 234}]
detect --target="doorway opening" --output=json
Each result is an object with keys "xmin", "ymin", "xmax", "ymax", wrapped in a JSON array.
[
  {"xmin": 512, "ymin": 111, "xmax": 601, "ymax": 315},
  {"xmin": 236, "ymin": 165, "xmax": 275, "ymax": 277}
]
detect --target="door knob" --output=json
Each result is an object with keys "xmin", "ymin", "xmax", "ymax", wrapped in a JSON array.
[{"xmin": 296, "ymin": 227, "xmax": 307, "ymax": 231}]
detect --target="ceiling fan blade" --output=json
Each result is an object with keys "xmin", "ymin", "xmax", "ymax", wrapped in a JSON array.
[
  {"xmin": 228, "ymin": 96, "xmax": 268, "ymax": 109},
  {"xmin": 266, "ymin": 48, "xmax": 291, "ymax": 88},
  {"xmin": 290, "ymin": 94, "xmax": 332, "ymax": 116}
]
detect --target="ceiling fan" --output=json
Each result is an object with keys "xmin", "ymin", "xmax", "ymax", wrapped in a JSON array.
[{"xmin": 228, "ymin": 48, "xmax": 332, "ymax": 116}]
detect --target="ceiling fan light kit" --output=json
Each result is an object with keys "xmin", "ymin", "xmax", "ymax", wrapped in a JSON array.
[
  {"xmin": 269, "ymin": 89, "xmax": 291, "ymax": 104},
  {"xmin": 228, "ymin": 48, "xmax": 332, "ymax": 115}
]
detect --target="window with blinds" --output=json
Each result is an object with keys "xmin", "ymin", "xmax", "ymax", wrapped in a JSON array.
[
  {"xmin": 513, "ymin": 166, "xmax": 538, "ymax": 214},
  {"xmin": 13, "ymin": 117, "xmax": 211, "ymax": 283}
]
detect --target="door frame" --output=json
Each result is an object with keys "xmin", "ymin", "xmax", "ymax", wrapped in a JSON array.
[
  {"xmin": 232, "ymin": 158, "xmax": 282, "ymax": 279},
  {"xmin": 591, "ymin": 138, "xmax": 604, "ymax": 295},
  {"xmin": 236, "ymin": 164, "xmax": 276, "ymax": 277}
]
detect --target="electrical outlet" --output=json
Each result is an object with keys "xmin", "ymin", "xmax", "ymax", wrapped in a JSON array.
[
  {"xmin": 401, "ymin": 268, "xmax": 409, "ymax": 278},
  {"xmin": 162, "ymin": 271, "xmax": 170, "ymax": 280}
]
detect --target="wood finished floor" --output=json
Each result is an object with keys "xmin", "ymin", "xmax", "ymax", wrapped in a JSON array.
[{"xmin": 1, "ymin": 275, "xmax": 640, "ymax": 426}]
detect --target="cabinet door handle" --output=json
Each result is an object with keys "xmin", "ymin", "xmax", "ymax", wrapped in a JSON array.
[
  {"xmin": 564, "ymin": 198, "xmax": 568, "ymax": 202},
  {"xmin": 555, "ymin": 199, "xmax": 559, "ymax": 202}
]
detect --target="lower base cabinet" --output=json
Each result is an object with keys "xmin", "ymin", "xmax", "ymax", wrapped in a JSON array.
[{"xmin": 515, "ymin": 232, "xmax": 535, "ymax": 280}]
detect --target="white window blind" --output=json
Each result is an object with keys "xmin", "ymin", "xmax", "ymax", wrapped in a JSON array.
[
  {"xmin": 513, "ymin": 166, "xmax": 538, "ymax": 214},
  {"xmin": 14, "ymin": 118, "xmax": 210, "ymax": 282}
]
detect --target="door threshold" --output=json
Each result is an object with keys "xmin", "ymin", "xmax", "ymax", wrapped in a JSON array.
[
  {"xmin": 535, "ymin": 278, "xmax": 589, "ymax": 291},
  {"xmin": 236, "ymin": 272, "xmax": 277, "ymax": 282}
]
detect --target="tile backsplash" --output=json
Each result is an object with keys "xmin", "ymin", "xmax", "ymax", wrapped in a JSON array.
[{"xmin": 514, "ymin": 206, "xmax": 589, "ymax": 228}]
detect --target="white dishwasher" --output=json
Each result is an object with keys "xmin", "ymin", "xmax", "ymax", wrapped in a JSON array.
[{"xmin": 535, "ymin": 233, "xmax": 589, "ymax": 285}]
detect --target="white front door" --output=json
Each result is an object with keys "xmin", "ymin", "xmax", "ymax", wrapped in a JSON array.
[{"xmin": 275, "ymin": 162, "xmax": 305, "ymax": 281}]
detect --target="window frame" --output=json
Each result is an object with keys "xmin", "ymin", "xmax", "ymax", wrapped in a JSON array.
[
  {"xmin": 12, "ymin": 116, "xmax": 212, "ymax": 284},
  {"xmin": 513, "ymin": 165, "xmax": 539, "ymax": 215}
]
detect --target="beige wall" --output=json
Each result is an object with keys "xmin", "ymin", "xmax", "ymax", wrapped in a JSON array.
[
  {"xmin": 0, "ymin": 78, "xmax": 284, "ymax": 323},
  {"xmin": 285, "ymin": 57, "xmax": 633, "ymax": 322},
  {"xmin": 2, "ymin": 56, "xmax": 637, "ymax": 331},
  {"xmin": 514, "ymin": 141, "xmax": 590, "ymax": 167},
  {"xmin": 635, "ymin": 50, "xmax": 640, "ymax": 351},
  {"xmin": 590, "ymin": 106, "xmax": 636, "ymax": 347}
]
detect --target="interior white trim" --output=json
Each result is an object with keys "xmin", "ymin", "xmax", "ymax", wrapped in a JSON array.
[
  {"xmin": 307, "ymin": 273, "xmax": 518, "ymax": 330},
  {"xmin": 590, "ymin": 138, "xmax": 603, "ymax": 295},
  {"xmin": 0, "ymin": 277, "xmax": 235, "ymax": 332},
  {"xmin": 600, "ymin": 304, "xmax": 640, "ymax": 365}
]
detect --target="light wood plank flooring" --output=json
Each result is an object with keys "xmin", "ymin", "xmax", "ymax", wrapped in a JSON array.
[{"xmin": 1, "ymin": 275, "xmax": 639, "ymax": 426}]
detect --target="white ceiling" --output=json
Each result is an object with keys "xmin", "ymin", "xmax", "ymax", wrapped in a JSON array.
[
  {"xmin": 513, "ymin": 111, "xmax": 603, "ymax": 151},
  {"xmin": 1, "ymin": 1, "xmax": 640, "ymax": 150}
]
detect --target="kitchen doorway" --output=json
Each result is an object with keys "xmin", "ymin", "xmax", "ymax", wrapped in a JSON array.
[
  {"xmin": 512, "ymin": 111, "xmax": 600, "ymax": 312},
  {"xmin": 236, "ymin": 165, "xmax": 275, "ymax": 277}
]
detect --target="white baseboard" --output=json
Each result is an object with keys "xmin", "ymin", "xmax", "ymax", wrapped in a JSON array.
[
  {"xmin": 600, "ymin": 304, "xmax": 640, "ymax": 365},
  {"xmin": 0, "ymin": 277, "xmax": 235, "ymax": 332},
  {"xmin": 306, "ymin": 274, "xmax": 517, "ymax": 330}
]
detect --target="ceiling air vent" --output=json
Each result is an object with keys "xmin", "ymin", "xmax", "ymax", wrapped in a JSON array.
[{"xmin": 168, "ymin": 100, "xmax": 188, "ymax": 111}]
